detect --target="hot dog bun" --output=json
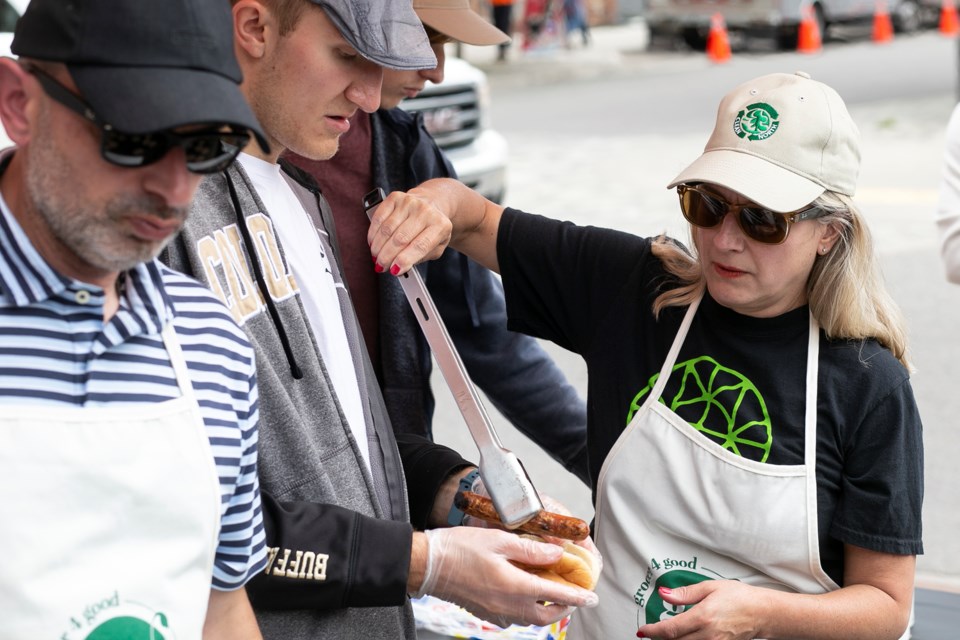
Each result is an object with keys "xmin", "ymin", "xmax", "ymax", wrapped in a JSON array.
[{"xmin": 515, "ymin": 534, "xmax": 600, "ymax": 590}]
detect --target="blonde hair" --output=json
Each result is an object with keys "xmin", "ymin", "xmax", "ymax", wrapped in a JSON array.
[{"xmin": 651, "ymin": 192, "xmax": 911, "ymax": 368}]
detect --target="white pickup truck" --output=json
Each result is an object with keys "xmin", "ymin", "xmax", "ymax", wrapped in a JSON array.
[
  {"xmin": 398, "ymin": 56, "xmax": 509, "ymax": 204},
  {"xmin": 645, "ymin": 0, "xmax": 936, "ymax": 50}
]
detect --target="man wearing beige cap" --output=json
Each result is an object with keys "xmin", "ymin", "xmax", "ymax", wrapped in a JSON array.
[
  {"xmin": 368, "ymin": 71, "xmax": 922, "ymax": 640},
  {"xmin": 285, "ymin": 0, "xmax": 590, "ymax": 490},
  {"xmin": 162, "ymin": 1, "xmax": 599, "ymax": 639}
]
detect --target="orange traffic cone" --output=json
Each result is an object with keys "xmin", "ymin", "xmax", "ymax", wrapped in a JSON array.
[
  {"xmin": 940, "ymin": 0, "xmax": 960, "ymax": 36},
  {"xmin": 797, "ymin": 5, "xmax": 822, "ymax": 53},
  {"xmin": 706, "ymin": 13, "xmax": 731, "ymax": 63},
  {"xmin": 872, "ymin": 0, "xmax": 894, "ymax": 43}
]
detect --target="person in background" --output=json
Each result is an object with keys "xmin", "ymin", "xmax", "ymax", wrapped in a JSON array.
[
  {"xmin": 935, "ymin": 102, "xmax": 960, "ymax": 283},
  {"xmin": 563, "ymin": 0, "xmax": 590, "ymax": 47},
  {"xmin": 0, "ymin": 0, "xmax": 270, "ymax": 636},
  {"xmin": 161, "ymin": 1, "xmax": 600, "ymax": 639},
  {"xmin": 370, "ymin": 71, "xmax": 923, "ymax": 640},
  {"xmin": 491, "ymin": 0, "xmax": 515, "ymax": 60},
  {"xmin": 284, "ymin": 0, "xmax": 590, "ymax": 484}
]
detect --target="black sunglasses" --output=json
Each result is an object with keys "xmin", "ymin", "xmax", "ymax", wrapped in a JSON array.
[
  {"xmin": 677, "ymin": 183, "xmax": 827, "ymax": 245},
  {"xmin": 24, "ymin": 63, "xmax": 249, "ymax": 174}
]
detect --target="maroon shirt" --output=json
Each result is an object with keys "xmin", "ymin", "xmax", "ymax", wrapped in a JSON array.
[{"xmin": 284, "ymin": 112, "xmax": 381, "ymax": 372}]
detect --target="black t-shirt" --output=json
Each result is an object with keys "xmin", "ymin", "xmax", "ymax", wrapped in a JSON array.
[{"xmin": 497, "ymin": 209, "xmax": 924, "ymax": 585}]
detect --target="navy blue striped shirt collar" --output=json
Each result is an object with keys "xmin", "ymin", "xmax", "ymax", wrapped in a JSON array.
[{"xmin": 0, "ymin": 179, "xmax": 174, "ymax": 333}]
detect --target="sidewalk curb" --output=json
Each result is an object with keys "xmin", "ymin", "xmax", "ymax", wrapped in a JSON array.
[{"xmin": 453, "ymin": 20, "xmax": 652, "ymax": 88}]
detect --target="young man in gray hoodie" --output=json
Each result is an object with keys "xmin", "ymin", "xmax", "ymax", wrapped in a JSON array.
[
  {"xmin": 161, "ymin": 1, "xmax": 600, "ymax": 639},
  {"xmin": 285, "ymin": 0, "xmax": 591, "ymax": 485}
]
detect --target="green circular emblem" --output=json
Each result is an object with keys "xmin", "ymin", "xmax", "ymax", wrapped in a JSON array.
[
  {"xmin": 627, "ymin": 356, "xmax": 773, "ymax": 462},
  {"xmin": 644, "ymin": 570, "xmax": 714, "ymax": 624},
  {"xmin": 85, "ymin": 612, "xmax": 169, "ymax": 640},
  {"xmin": 733, "ymin": 102, "xmax": 780, "ymax": 141}
]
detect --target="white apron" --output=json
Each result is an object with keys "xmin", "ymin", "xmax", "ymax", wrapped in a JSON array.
[
  {"xmin": 0, "ymin": 323, "xmax": 222, "ymax": 640},
  {"xmin": 569, "ymin": 295, "xmax": 839, "ymax": 640}
]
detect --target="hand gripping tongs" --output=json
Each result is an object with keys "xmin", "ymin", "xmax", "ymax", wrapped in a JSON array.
[{"xmin": 364, "ymin": 188, "xmax": 543, "ymax": 528}]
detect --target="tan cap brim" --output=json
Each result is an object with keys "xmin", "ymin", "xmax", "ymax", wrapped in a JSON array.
[
  {"xmin": 416, "ymin": 6, "xmax": 511, "ymax": 45},
  {"xmin": 667, "ymin": 148, "xmax": 827, "ymax": 212}
]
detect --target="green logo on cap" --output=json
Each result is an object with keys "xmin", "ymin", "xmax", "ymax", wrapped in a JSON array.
[{"xmin": 733, "ymin": 102, "xmax": 779, "ymax": 141}]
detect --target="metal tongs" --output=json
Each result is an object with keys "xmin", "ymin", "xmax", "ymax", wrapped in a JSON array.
[{"xmin": 364, "ymin": 188, "xmax": 543, "ymax": 528}]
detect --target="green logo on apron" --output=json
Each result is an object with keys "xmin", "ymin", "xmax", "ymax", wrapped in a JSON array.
[
  {"xmin": 645, "ymin": 570, "xmax": 714, "ymax": 624},
  {"xmin": 85, "ymin": 612, "xmax": 169, "ymax": 640}
]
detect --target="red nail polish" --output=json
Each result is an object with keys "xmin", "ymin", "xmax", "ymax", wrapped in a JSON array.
[
  {"xmin": 372, "ymin": 255, "xmax": 378, "ymax": 263},
  {"xmin": 390, "ymin": 264, "xmax": 400, "ymax": 276},
  {"xmin": 374, "ymin": 263, "xmax": 384, "ymax": 273},
  {"xmin": 636, "ymin": 632, "xmax": 646, "ymax": 638}
]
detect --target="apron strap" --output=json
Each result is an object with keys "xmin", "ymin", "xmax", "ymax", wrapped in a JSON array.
[
  {"xmin": 803, "ymin": 312, "xmax": 820, "ymax": 467},
  {"xmin": 644, "ymin": 294, "xmax": 702, "ymax": 409},
  {"xmin": 802, "ymin": 312, "xmax": 832, "ymax": 588}
]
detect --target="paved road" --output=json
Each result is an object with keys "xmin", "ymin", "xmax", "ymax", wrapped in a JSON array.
[{"xmin": 428, "ymin": 23, "xmax": 960, "ymax": 635}]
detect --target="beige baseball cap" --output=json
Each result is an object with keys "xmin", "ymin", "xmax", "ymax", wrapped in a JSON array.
[
  {"xmin": 414, "ymin": 0, "xmax": 511, "ymax": 46},
  {"xmin": 667, "ymin": 71, "xmax": 861, "ymax": 212}
]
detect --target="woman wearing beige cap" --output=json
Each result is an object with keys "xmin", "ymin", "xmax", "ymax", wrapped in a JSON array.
[{"xmin": 369, "ymin": 71, "xmax": 923, "ymax": 640}]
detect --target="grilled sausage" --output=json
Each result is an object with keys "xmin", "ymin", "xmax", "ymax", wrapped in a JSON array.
[{"xmin": 454, "ymin": 491, "xmax": 590, "ymax": 541}]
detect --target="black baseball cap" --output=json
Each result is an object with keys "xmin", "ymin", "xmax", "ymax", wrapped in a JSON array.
[{"xmin": 11, "ymin": 0, "xmax": 269, "ymax": 152}]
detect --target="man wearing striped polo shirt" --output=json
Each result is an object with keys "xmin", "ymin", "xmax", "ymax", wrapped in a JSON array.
[{"xmin": 0, "ymin": 0, "xmax": 272, "ymax": 636}]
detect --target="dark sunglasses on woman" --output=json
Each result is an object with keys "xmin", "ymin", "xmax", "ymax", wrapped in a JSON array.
[
  {"xmin": 677, "ymin": 183, "xmax": 828, "ymax": 245},
  {"xmin": 24, "ymin": 63, "xmax": 249, "ymax": 174}
]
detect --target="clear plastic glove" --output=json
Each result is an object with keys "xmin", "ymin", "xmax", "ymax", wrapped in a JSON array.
[{"xmin": 414, "ymin": 526, "xmax": 599, "ymax": 628}]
